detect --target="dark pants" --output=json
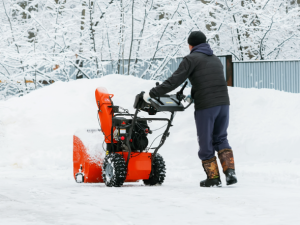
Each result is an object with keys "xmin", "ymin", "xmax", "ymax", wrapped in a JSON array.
[{"xmin": 194, "ymin": 105, "xmax": 231, "ymax": 161}]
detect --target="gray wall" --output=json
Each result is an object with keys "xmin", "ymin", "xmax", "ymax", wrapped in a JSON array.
[{"xmin": 233, "ymin": 60, "xmax": 300, "ymax": 93}]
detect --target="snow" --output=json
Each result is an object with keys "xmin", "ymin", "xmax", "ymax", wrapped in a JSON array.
[
  {"xmin": 74, "ymin": 129, "xmax": 104, "ymax": 164},
  {"xmin": 1, "ymin": 74, "xmax": 300, "ymax": 224}
]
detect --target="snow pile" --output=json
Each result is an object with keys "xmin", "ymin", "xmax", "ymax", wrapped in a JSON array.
[
  {"xmin": 1, "ymin": 74, "xmax": 300, "ymax": 225},
  {"xmin": 0, "ymin": 74, "xmax": 300, "ymax": 183}
]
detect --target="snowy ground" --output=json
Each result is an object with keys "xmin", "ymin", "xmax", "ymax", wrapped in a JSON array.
[{"xmin": 1, "ymin": 75, "xmax": 300, "ymax": 224}]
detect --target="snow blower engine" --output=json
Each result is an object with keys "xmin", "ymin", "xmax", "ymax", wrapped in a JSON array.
[{"xmin": 73, "ymin": 82, "xmax": 192, "ymax": 187}]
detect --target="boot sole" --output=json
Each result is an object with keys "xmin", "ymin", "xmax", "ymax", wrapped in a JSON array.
[
  {"xmin": 226, "ymin": 179, "xmax": 237, "ymax": 185},
  {"xmin": 200, "ymin": 183, "xmax": 222, "ymax": 188}
]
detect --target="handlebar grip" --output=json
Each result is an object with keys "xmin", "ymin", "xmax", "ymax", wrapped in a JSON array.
[{"xmin": 179, "ymin": 81, "xmax": 188, "ymax": 93}]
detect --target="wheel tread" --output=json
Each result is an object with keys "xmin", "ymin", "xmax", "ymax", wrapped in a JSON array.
[
  {"xmin": 143, "ymin": 154, "xmax": 166, "ymax": 186},
  {"xmin": 102, "ymin": 153, "xmax": 127, "ymax": 187}
]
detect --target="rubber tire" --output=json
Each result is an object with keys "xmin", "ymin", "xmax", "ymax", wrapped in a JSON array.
[
  {"xmin": 102, "ymin": 153, "xmax": 126, "ymax": 187},
  {"xmin": 143, "ymin": 154, "xmax": 166, "ymax": 186}
]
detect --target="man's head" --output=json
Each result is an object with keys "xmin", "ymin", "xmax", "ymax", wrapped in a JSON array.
[{"xmin": 188, "ymin": 31, "xmax": 207, "ymax": 50}]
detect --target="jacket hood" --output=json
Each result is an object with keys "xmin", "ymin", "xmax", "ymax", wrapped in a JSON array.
[{"xmin": 190, "ymin": 43, "xmax": 213, "ymax": 56}]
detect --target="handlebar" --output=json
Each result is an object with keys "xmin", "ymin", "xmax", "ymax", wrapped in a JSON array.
[
  {"xmin": 155, "ymin": 81, "xmax": 189, "ymax": 101},
  {"xmin": 176, "ymin": 81, "xmax": 188, "ymax": 102},
  {"xmin": 134, "ymin": 81, "xmax": 192, "ymax": 114},
  {"xmin": 179, "ymin": 81, "xmax": 188, "ymax": 94}
]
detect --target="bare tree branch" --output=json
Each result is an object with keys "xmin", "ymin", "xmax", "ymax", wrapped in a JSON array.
[
  {"xmin": 127, "ymin": 0, "xmax": 134, "ymax": 75},
  {"xmin": 141, "ymin": 1, "xmax": 182, "ymax": 78},
  {"xmin": 2, "ymin": 0, "xmax": 23, "ymax": 71},
  {"xmin": 266, "ymin": 34, "xmax": 296, "ymax": 57},
  {"xmin": 182, "ymin": 0, "xmax": 200, "ymax": 30},
  {"xmin": 133, "ymin": 0, "xmax": 152, "ymax": 75},
  {"xmin": 259, "ymin": 16, "xmax": 274, "ymax": 60},
  {"xmin": 151, "ymin": 27, "xmax": 194, "ymax": 80},
  {"xmin": 89, "ymin": 0, "xmax": 99, "ymax": 75},
  {"xmin": 0, "ymin": 62, "xmax": 11, "ymax": 77},
  {"xmin": 95, "ymin": 0, "xmax": 114, "ymax": 26},
  {"xmin": 262, "ymin": 0, "xmax": 271, "ymax": 10},
  {"xmin": 224, "ymin": 0, "xmax": 244, "ymax": 60}
]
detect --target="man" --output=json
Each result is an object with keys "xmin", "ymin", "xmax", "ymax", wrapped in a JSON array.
[{"xmin": 143, "ymin": 31, "xmax": 237, "ymax": 187}]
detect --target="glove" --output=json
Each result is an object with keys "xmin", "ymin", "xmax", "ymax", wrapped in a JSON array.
[
  {"xmin": 185, "ymin": 95, "xmax": 193, "ymax": 103},
  {"xmin": 143, "ymin": 92, "xmax": 151, "ymax": 103}
]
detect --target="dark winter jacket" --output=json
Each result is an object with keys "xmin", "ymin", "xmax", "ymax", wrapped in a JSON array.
[{"xmin": 150, "ymin": 43, "xmax": 230, "ymax": 110}]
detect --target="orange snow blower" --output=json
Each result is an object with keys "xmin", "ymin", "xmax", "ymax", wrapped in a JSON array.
[{"xmin": 73, "ymin": 82, "xmax": 192, "ymax": 187}]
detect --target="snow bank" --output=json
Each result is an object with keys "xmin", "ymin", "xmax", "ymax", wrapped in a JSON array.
[{"xmin": 1, "ymin": 74, "xmax": 300, "ymax": 180}]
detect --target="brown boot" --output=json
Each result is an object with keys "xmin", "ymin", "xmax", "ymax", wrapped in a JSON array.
[
  {"xmin": 218, "ymin": 149, "xmax": 237, "ymax": 185},
  {"xmin": 200, "ymin": 156, "xmax": 222, "ymax": 187}
]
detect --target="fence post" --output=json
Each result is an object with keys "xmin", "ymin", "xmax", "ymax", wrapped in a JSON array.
[{"xmin": 226, "ymin": 55, "xmax": 233, "ymax": 86}]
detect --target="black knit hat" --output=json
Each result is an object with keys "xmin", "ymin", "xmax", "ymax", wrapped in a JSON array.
[{"xmin": 188, "ymin": 31, "xmax": 207, "ymax": 46}]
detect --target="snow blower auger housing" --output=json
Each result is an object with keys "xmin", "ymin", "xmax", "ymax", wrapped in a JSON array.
[{"xmin": 73, "ymin": 82, "xmax": 192, "ymax": 187}]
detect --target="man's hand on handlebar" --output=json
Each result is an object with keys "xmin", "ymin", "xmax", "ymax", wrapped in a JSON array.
[{"xmin": 143, "ymin": 92, "xmax": 151, "ymax": 103}]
